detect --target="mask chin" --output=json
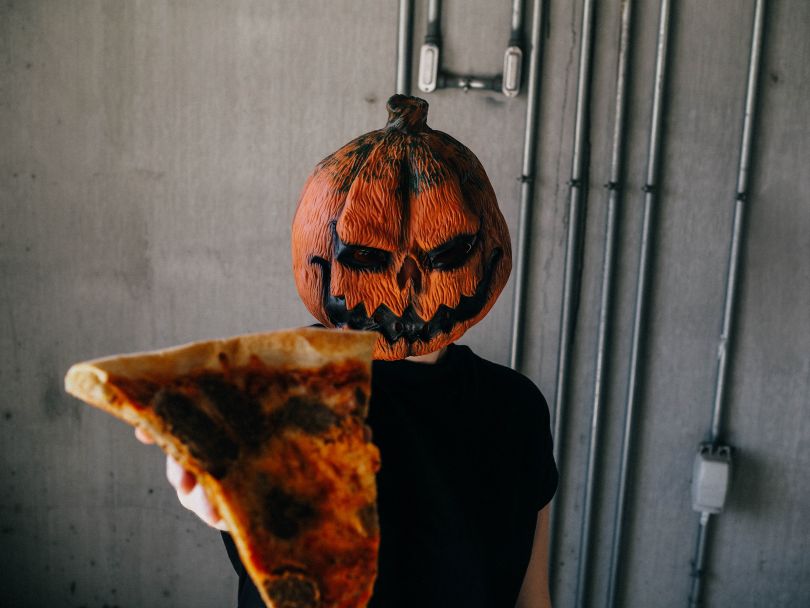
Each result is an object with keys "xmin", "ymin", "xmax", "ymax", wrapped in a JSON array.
[{"xmin": 371, "ymin": 330, "xmax": 462, "ymax": 360}]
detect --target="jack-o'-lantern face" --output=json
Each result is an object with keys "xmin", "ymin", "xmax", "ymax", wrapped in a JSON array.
[{"xmin": 292, "ymin": 95, "xmax": 511, "ymax": 360}]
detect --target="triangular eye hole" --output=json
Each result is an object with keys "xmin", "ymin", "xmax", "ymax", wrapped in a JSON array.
[
  {"xmin": 338, "ymin": 245, "xmax": 391, "ymax": 271},
  {"xmin": 332, "ymin": 223, "xmax": 392, "ymax": 272},
  {"xmin": 427, "ymin": 234, "xmax": 478, "ymax": 270}
]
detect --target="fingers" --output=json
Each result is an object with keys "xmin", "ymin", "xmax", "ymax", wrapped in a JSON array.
[
  {"xmin": 134, "ymin": 426, "xmax": 155, "ymax": 445},
  {"xmin": 166, "ymin": 456, "xmax": 228, "ymax": 531},
  {"xmin": 135, "ymin": 432, "xmax": 228, "ymax": 531},
  {"xmin": 179, "ymin": 484, "xmax": 228, "ymax": 531},
  {"xmin": 166, "ymin": 455, "xmax": 196, "ymax": 495}
]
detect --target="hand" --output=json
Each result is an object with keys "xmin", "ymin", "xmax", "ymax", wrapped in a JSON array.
[{"xmin": 135, "ymin": 427, "xmax": 228, "ymax": 531}]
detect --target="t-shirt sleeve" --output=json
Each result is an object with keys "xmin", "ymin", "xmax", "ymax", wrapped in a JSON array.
[{"xmin": 517, "ymin": 377, "xmax": 559, "ymax": 511}]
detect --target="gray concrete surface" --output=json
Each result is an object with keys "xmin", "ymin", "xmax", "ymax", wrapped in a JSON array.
[{"xmin": 1, "ymin": 1, "xmax": 808, "ymax": 607}]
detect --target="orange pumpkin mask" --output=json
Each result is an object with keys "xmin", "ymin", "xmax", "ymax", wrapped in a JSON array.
[{"xmin": 291, "ymin": 95, "xmax": 512, "ymax": 360}]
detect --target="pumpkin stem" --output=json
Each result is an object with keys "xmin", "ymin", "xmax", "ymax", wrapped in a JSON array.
[{"xmin": 385, "ymin": 95, "xmax": 429, "ymax": 134}]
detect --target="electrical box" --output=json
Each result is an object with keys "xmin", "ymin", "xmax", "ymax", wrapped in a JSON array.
[{"xmin": 691, "ymin": 443, "xmax": 732, "ymax": 514}]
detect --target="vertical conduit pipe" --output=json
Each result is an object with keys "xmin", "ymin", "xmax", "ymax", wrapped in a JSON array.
[
  {"xmin": 574, "ymin": 4, "xmax": 625, "ymax": 608},
  {"xmin": 552, "ymin": 0, "xmax": 596, "ymax": 463},
  {"xmin": 608, "ymin": 0, "xmax": 674, "ymax": 604},
  {"xmin": 610, "ymin": 0, "xmax": 674, "ymax": 605},
  {"xmin": 426, "ymin": 0, "xmax": 442, "ymax": 44},
  {"xmin": 709, "ymin": 0, "xmax": 764, "ymax": 445},
  {"xmin": 509, "ymin": 0, "xmax": 546, "ymax": 371},
  {"xmin": 689, "ymin": 1, "xmax": 766, "ymax": 605},
  {"xmin": 601, "ymin": 3, "xmax": 637, "ymax": 607},
  {"xmin": 396, "ymin": 0, "xmax": 415, "ymax": 95},
  {"xmin": 577, "ymin": 1, "xmax": 635, "ymax": 607},
  {"xmin": 549, "ymin": 0, "xmax": 596, "ymax": 598},
  {"xmin": 688, "ymin": 518, "xmax": 710, "ymax": 608},
  {"xmin": 509, "ymin": 0, "xmax": 524, "ymax": 39}
]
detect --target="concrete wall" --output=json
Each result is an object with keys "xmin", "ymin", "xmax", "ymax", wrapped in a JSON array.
[{"xmin": 1, "ymin": 1, "xmax": 807, "ymax": 606}]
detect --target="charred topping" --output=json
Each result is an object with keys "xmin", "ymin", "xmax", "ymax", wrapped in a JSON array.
[
  {"xmin": 265, "ymin": 574, "xmax": 319, "ymax": 608},
  {"xmin": 268, "ymin": 397, "xmax": 340, "ymax": 436},
  {"xmin": 152, "ymin": 389, "xmax": 238, "ymax": 479},
  {"xmin": 357, "ymin": 503, "xmax": 379, "ymax": 536},
  {"xmin": 242, "ymin": 361, "xmax": 368, "ymax": 396},
  {"xmin": 195, "ymin": 375, "xmax": 266, "ymax": 450},
  {"xmin": 353, "ymin": 387, "xmax": 368, "ymax": 418},
  {"xmin": 110, "ymin": 376, "xmax": 160, "ymax": 408},
  {"xmin": 262, "ymin": 479, "xmax": 317, "ymax": 540}
]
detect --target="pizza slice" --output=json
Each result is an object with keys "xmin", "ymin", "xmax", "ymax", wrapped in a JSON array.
[{"xmin": 64, "ymin": 327, "xmax": 379, "ymax": 608}]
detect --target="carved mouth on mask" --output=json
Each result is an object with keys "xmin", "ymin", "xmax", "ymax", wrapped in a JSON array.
[{"xmin": 309, "ymin": 249, "xmax": 503, "ymax": 344}]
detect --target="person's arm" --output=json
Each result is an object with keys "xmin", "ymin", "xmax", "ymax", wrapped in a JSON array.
[{"xmin": 515, "ymin": 504, "xmax": 552, "ymax": 608}]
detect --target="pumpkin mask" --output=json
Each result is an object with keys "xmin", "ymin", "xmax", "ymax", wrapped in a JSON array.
[{"xmin": 291, "ymin": 95, "xmax": 512, "ymax": 360}]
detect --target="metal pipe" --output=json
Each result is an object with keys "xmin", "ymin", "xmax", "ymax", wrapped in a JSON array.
[
  {"xmin": 552, "ymin": 0, "xmax": 596, "ymax": 464},
  {"xmin": 426, "ymin": 0, "xmax": 442, "ymax": 44},
  {"xmin": 580, "ymin": 1, "xmax": 634, "ymax": 606},
  {"xmin": 606, "ymin": 2, "xmax": 674, "ymax": 606},
  {"xmin": 689, "ymin": 513, "xmax": 711, "ymax": 608},
  {"xmin": 548, "ymin": 0, "xmax": 596, "ymax": 599},
  {"xmin": 396, "ymin": 0, "xmax": 414, "ymax": 95},
  {"xmin": 581, "ymin": 12, "xmax": 634, "ymax": 601},
  {"xmin": 710, "ymin": 0, "xmax": 765, "ymax": 443},
  {"xmin": 509, "ymin": 0, "xmax": 545, "ymax": 370},
  {"xmin": 510, "ymin": 0, "xmax": 524, "ymax": 41},
  {"xmin": 572, "ymin": 1, "xmax": 605, "ymax": 599},
  {"xmin": 689, "ymin": 1, "xmax": 766, "ymax": 605},
  {"xmin": 437, "ymin": 72, "xmax": 501, "ymax": 92}
]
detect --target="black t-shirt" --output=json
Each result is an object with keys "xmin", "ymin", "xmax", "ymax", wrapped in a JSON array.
[{"xmin": 222, "ymin": 343, "xmax": 557, "ymax": 607}]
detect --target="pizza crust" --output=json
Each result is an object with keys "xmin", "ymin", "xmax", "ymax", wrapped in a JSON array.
[
  {"xmin": 66, "ymin": 327, "xmax": 376, "ymax": 394},
  {"xmin": 65, "ymin": 326, "xmax": 377, "ymax": 437}
]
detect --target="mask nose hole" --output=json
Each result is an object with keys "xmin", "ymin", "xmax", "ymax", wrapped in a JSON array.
[{"xmin": 396, "ymin": 256, "xmax": 422, "ymax": 293}]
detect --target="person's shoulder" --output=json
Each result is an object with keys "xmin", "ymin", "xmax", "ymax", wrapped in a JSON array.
[{"xmin": 452, "ymin": 344, "xmax": 548, "ymax": 406}]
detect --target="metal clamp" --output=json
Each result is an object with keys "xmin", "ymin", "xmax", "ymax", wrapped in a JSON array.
[
  {"xmin": 417, "ymin": 0, "xmax": 525, "ymax": 97},
  {"xmin": 418, "ymin": 43, "xmax": 440, "ymax": 93},
  {"xmin": 502, "ymin": 45, "xmax": 523, "ymax": 97}
]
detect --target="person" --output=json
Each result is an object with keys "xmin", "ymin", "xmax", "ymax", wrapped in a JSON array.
[{"xmin": 139, "ymin": 95, "xmax": 557, "ymax": 607}]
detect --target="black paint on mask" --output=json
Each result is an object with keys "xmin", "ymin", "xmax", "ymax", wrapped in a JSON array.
[{"xmin": 309, "ymin": 248, "xmax": 502, "ymax": 345}]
